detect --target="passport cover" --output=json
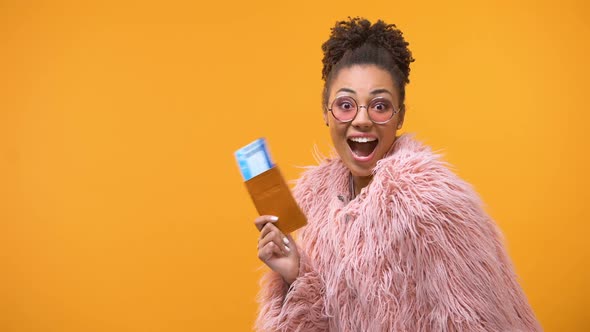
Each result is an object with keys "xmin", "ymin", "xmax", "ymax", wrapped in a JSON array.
[{"xmin": 245, "ymin": 166, "xmax": 307, "ymax": 234}]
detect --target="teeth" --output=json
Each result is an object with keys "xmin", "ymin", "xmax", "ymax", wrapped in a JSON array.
[{"xmin": 349, "ymin": 137, "xmax": 377, "ymax": 143}]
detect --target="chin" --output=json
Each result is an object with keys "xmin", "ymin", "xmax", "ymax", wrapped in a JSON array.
[{"xmin": 346, "ymin": 162, "xmax": 375, "ymax": 178}]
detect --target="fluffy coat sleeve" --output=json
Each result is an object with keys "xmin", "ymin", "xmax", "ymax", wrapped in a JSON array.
[
  {"xmin": 386, "ymin": 152, "xmax": 541, "ymax": 331},
  {"xmin": 254, "ymin": 252, "xmax": 328, "ymax": 331},
  {"xmin": 254, "ymin": 169, "xmax": 329, "ymax": 332}
]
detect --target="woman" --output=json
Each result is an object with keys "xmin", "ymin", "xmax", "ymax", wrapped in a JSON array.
[{"xmin": 254, "ymin": 17, "xmax": 541, "ymax": 331}]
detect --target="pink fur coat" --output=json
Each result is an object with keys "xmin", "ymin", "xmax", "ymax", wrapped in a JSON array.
[{"xmin": 255, "ymin": 134, "xmax": 541, "ymax": 331}]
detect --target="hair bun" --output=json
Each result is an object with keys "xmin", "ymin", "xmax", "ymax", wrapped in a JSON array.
[{"xmin": 321, "ymin": 17, "xmax": 414, "ymax": 83}]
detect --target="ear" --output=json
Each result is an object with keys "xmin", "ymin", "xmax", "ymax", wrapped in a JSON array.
[
  {"xmin": 323, "ymin": 110, "xmax": 329, "ymax": 127},
  {"xmin": 396, "ymin": 108, "xmax": 406, "ymax": 130}
]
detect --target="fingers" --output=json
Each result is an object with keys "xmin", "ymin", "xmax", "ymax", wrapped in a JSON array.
[
  {"xmin": 258, "ymin": 241, "xmax": 285, "ymax": 261},
  {"xmin": 254, "ymin": 215, "xmax": 279, "ymax": 232},
  {"xmin": 258, "ymin": 222, "xmax": 290, "ymax": 256},
  {"xmin": 255, "ymin": 215, "xmax": 294, "ymax": 262}
]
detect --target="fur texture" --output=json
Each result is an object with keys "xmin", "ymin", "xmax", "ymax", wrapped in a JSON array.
[{"xmin": 256, "ymin": 134, "xmax": 541, "ymax": 331}]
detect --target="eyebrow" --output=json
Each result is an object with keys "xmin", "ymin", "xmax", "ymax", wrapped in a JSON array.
[
  {"xmin": 370, "ymin": 89, "xmax": 393, "ymax": 96},
  {"xmin": 336, "ymin": 88, "xmax": 393, "ymax": 96}
]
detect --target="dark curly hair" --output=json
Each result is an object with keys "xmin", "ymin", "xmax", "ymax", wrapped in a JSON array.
[{"xmin": 321, "ymin": 17, "xmax": 415, "ymax": 113}]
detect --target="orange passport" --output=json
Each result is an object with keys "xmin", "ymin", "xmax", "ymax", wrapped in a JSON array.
[{"xmin": 245, "ymin": 166, "xmax": 307, "ymax": 234}]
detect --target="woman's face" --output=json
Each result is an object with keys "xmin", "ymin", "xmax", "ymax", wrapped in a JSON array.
[{"xmin": 324, "ymin": 64, "xmax": 404, "ymax": 178}]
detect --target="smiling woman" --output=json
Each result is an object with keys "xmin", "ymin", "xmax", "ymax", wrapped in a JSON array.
[{"xmin": 252, "ymin": 17, "xmax": 542, "ymax": 331}]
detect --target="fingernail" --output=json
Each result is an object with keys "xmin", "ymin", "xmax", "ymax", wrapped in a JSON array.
[
  {"xmin": 270, "ymin": 216, "xmax": 279, "ymax": 221},
  {"xmin": 284, "ymin": 245, "xmax": 291, "ymax": 252},
  {"xmin": 283, "ymin": 237, "xmax": 290, "ymax": 245}
]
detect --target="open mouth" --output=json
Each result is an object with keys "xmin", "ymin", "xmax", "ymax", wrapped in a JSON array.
[{"xmin": 347, "ymin": 137, "xmax": 378, "ymax": 161}]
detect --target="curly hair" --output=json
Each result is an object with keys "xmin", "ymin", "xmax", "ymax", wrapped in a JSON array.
[{"xmin": 321, "ymin": 17, "xmax": 415, "ymax": 112}]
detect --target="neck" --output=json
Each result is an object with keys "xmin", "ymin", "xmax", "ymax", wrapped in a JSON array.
[{"xmin": 352, "ymin": 174, "xmax": 373, "ymax": 197}]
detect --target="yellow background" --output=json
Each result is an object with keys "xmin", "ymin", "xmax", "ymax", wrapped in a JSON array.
[{"xmin": 1, "ymin": 0, "xmax": 588, "ymax": 331}]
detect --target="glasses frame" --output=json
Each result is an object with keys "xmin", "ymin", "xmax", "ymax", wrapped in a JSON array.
[{"xmin": 326, "ymin": 96, "xmax": 401, "ymax": 125}]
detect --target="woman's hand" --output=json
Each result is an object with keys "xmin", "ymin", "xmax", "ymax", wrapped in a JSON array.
[{"xmin": 255, "ymin": 215, "xmax": 300, "ymax": 285}]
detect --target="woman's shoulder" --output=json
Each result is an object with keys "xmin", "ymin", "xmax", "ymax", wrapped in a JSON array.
[
  {"xmin": 375, "ymin": 134, "xmax": 447, "ymax": 179},
  {"xmin": 375, "ymin": 134, "xmax": 484, "ymax": 213}
]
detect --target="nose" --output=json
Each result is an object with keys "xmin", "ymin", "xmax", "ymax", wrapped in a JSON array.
[{"xmin": 351, "ymin": 106, "xmax": 372, "ymax": 129}]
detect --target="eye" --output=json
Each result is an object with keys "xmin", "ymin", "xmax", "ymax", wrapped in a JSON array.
[
  {"xmin": 341, "ymin": 102, "xmax": 353, "ymax": 110},
  {"xmin": 335, "ymin": 97, "xmax": 356, "ymax": 112},
  {"xmin": 370, "ymin": 99, "xmax": 393, "ymax": 113}
]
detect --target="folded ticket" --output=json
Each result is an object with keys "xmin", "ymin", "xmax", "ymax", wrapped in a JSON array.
[{"xmin": 235, "ymin": 138, "xmax": 275, "ymax": 181}]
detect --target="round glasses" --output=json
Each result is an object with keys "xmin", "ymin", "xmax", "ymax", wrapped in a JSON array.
[{"xmin": 327, "ymin": 96, "xmax": 400, "ymax": 124}]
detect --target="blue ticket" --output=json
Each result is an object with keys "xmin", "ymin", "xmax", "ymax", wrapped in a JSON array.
[{"xmin": 235, "ymin": 138, "xmax": 275, "ymax": 181}]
